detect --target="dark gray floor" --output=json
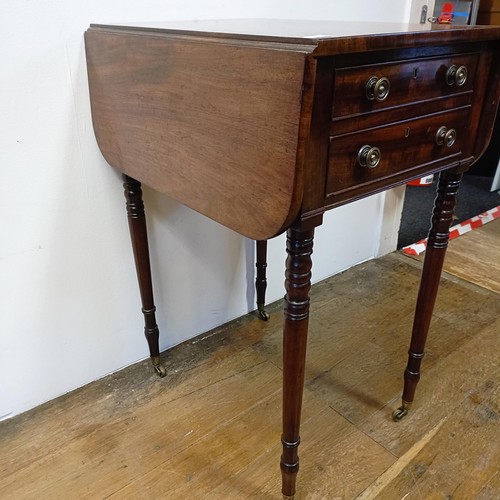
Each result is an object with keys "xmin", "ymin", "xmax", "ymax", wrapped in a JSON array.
[{"xmin": 398, "ymin": 174, "xmax": 500, "ymax": 249}]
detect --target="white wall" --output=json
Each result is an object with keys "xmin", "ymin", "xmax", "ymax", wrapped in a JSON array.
[{"xmin": 1, "ymin": 0, "xmax": 411, "ymax": 419}]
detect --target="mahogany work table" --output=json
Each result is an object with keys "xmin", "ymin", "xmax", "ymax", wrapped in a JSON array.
[{"xmin": 85, "ymin": 19, "xmax": 500, "ymax": 498}]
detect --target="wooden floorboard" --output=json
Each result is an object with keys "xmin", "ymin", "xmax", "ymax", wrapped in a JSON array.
[
  {"xmin": 409, "ymin": 218, "xmax": 500, "ymax": 293},
  {"xmin": 441, "ymin": 218, "xmax": 500, "ymax": 293},
  {"xmin": 1, "ymin": 223, "xmax": 499, "ymax": 499}
]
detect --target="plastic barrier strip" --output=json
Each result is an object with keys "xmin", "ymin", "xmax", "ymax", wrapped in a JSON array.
[{"xmin": 402, "ymin": 205, "xmax": 500, "ymax": 256}]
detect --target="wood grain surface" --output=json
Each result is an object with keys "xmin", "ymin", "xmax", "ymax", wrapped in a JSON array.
[
  {"xmin": 442, "ymin": 218, "xmax": 500, "ymax": 293},
  {"xmin": 2, "ymin": 227, "xmax": 499, "ymax": 498},
  {"xmin": 85, "ymin": 29, "xmax": 308, "ymax": 240},
  {"xmin": 409, "ymin": 216, "xmax": 500, "ymax": 293},
  {"xmin": 86, "ymin": 24, "xmax": 500, "ymax": 234}
]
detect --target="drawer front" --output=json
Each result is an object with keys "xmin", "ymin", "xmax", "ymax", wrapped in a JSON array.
[
  {"xmin": 326, "ymin": 107, "xmax": 469, "ymax": 196},
  {"xmin": 332, "ymin": 53, "xmax": 478, "ymax": 119}
]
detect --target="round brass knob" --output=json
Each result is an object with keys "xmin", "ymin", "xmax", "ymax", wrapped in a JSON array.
[
  {"xmin": 445, "ymin": 128, "xmax": 457, "ymax": 147},
  {"xmin": 455, "ymin": 66, "xmax": 468, "ymax": 86},
  {"xmin": 436, "ymin": 126, "xmax": 448, "ymax": 146},
  {"xmin": 435, "ymin": 126, "xmax": 457, "ymax": 147},
  {"xmin": 365, "ymin": 76, "xmax": 391, "ymax": 102},
  {"xmin": 357, "ymin": 145, "xmax": 381, "ymax": 168},
  {"xmin": 445, "ymin": 65, "xmax": 468, "ymax": 86},
  {"xmin": 445, "ymin": 65, "xmax": 457, "ymax": 86}
]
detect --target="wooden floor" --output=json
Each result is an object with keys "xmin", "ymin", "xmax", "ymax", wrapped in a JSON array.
[{"xmin": 2, "ymin": 219, "xmax": 499, "ymax": 499}]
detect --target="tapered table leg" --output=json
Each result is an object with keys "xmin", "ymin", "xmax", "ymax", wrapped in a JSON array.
[
  {"xmin": 122, "ymin": 174, "xmax": 166, "ymax": 377},
  {"xmin": 256, "ymin": 240, "xmax": 270, "ymax": 321},
  {"xmin": 393, "ymin": 169, "xmax": 462, "ymax": 421},
  {"xmin": 281, "ymin": 227, "xmax": 315, "ymax": 499}
]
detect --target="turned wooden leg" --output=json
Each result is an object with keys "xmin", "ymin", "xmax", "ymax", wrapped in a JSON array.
[
  {"xmin": 393, "ymin": 169, "xmax": 462, "ymax": 421},
  {"xmin": 281, "ymin": 227, "xmax": 315, "ymax": 499},
  {"xmin": 122, "ymin": 174, "xmax": 166, "ymax": 377},
  {"xmin": 256, "ymin": 240, "xmax": 270, "ymax": 321}
]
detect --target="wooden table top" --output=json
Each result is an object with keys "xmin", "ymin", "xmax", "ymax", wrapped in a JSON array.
[{"xmin": 85, "ymin": 21, "xmax": 500, "ymax": 240}]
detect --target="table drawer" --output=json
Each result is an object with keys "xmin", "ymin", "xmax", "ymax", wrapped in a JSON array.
[
  {"xmin": 326, "ymin": 107, "xmax": 469, "ymax": 196},
  {"xmin": 332, "ymin": 53, "xmax": 478, "ymax": 119}
]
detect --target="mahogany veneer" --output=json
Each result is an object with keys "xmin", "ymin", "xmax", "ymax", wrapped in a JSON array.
[{"xmin": 85, "ymin": 19, "xmax": 500, "ymax": 498}]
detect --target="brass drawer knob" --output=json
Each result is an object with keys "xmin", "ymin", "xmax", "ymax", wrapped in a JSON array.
[
  {"xmin": 445, "ymin": 128, "xmax": 457, "ymax": 147},
  {"xmin": 436, "ymin": 126, "xmax": 448, "ymax": 145},
  {"xmin": 445, "ymin": 65, "xmax": 468, "ymax": 86},
  {"xmin": 435, "ymin": 126, "xmax": 457, "ymax": 147},
  {"xmin": 365, "ymin": 76, "xmax": 391, "ymax": 102},
  {"xmin": 357, "ymin": 145, "xmax": 381, "ymax": 168}
]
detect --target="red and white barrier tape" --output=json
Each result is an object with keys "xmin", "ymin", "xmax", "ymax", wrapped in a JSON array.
[{"xmin": 402, "ymin": 205, "xmax": 500, "ymax": 256}]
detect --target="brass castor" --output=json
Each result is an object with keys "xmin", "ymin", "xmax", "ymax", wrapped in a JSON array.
[
  {"xmin": 392, "ymin": 402, "xmax": 411, "ymax": 421},
  {"xmin": 258, "ymin": 306, "xmax": 270, "ymax": 321},
  {"xmin": 152, "ymin": 357, "xmax": 167, "ymax": 377},
  {"xmin": 283, "ymin": 496, "xmax": 294, "ymax": 500},
  {"xmin": 154, "ymin": 363, "xmax": 167, "ymax": 377}
]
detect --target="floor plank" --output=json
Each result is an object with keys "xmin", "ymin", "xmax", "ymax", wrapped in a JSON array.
[
  {"xmin": 408, "ymin": 217, "xmax": 500, "ymax": 293},
  {"xmin": 366, "ymin": 371, "xmax": 500, "ymax": 499},
  {"xmin": 442, "ymin": 218, "xmax": 500, "ymax": 293},
  {"xmin": 1, "ymin": 224, "xmax": 499, "ymax": 499}
]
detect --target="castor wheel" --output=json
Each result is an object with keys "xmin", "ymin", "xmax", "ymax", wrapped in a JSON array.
[
  {"xmin": 258, "ymin": 306, "xmax": 270, "ymax": 321},
  {"xmin": 154, "ymin": 363, "xmax": 167, "ymax": 377},
  {"xmin": 151, "ymin": 357, "xmax": 167, "ymax": 377},
  {"xmin": 392, "ymin": 405, "xmax": 409, "ymax": 421}
]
